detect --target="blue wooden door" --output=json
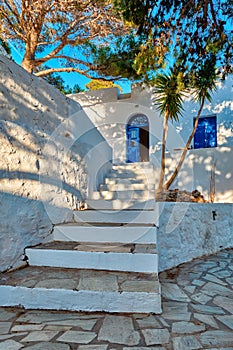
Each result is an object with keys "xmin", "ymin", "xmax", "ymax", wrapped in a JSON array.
[{"xmin": 126, "ymin": 126, "xmax": 140, "ymax": 163}]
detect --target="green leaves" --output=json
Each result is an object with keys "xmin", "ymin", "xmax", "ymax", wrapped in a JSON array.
[
  {"xmin": 152, "ymin": 69, "xmax": 187, "ymax": 122},
  {"xmin": 118, "ymin": 0, "xmax": 233, "ymax": 76},
  {"xmin": 191, "ymin": 56, "xmax": 218, "ymax": 103}
]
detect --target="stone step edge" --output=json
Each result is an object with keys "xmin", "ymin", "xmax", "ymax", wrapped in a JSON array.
[
  {"xmin": 99, "ymin": 184, "xmax": 155, "ymax": 191},
  {"xmin": 0, "ymin": 285, "xmax": 162, "ymax": 314},
  {"xmin": 52, "ymin": 225, "xmax": 157, "ymax": 244},
  {"xmin": 112, "ymin": 162, "xmax": 153, "ymax": 169},
  {"xmin": 73, "ymin": 209, "xmax": 159, "ymax": 226},
  {"xmin": 25, "ymin": 248, "xmax": 158, "ymax": 273},
  {"xmin": 86, "ymin": 199, "xmax": 156, "ymax": 210},
  {"xmin": 91, "ymin": 192, "xmax": 154, "ymax": 201}
]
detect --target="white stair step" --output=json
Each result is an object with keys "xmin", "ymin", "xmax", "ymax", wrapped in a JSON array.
[
  {"xmin": 73, "ymin": 208, "xmax": 159, "ymax": 225},
  {"xmin": 91, "ymin": 191, "xmax": 154, "ymax": 201},
  {"xmin": 26, "ymin": 247, "xmax": 158, "ymax": 273},
  {"xmin": 53, "ymin": 225, "xmax": 157, "ymax": 244},
  {"xmin": 100, "ymin": 183, "xmax": 155, "ymax": 191},
  {"xmin": 112, "ymin": 162, "xmax": 153, "ymax": 171},
  {"xmin": 105, "ymin": 177, "xmax": 155, "ymax": 185},
  {"xmin": 110, "ymin": 169, "xmax": 154, "ymax": 177},
  {"xmin": 109, "ymin": 173, "xmax": 155, "ymax": 181},
  {"xmin": 86, "ymin": 199, "xmax": 156, "ymax": 210},
  {"xmin": 97, "ymin": 190, "xmax": 154, "ymax": 201},
  {"xmin": 0, "ymin": 266, "xmax": 162, "ymax": 313}
]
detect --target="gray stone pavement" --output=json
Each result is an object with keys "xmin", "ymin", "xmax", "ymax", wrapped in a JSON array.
[{"xmin": 0, "ymin": 249, "xmax": 232, "ymax": 349}]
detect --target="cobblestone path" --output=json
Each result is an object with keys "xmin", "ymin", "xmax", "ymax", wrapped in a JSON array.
[{"xmin": 0, "ymin": 249, "xmax": 232, "ymax": 349}]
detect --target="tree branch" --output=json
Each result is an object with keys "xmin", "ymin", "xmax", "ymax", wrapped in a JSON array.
[
  {"xmin": 35, "ymin": 55, "xmax": 95, "ymax": 69},
  {"xmin": 35, "ymin": 67, "xmax": 93, "ymax": 79}
]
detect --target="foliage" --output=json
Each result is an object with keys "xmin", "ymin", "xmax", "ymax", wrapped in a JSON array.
[
  {"xmin": 191, "ymin": 55, "xmax": 218, "ymax": 103},
  {"xmin": 86, "ymin": 79, "xmax": 122, "ymax": 91},
  {"xmin": 0, "ymin": 0, "xmax": 129, "ymax": 77},
  {"xmin": 161, "ymin": 57, "xmax": 218, "ymax": 190},
  {"xmin": 152, "ymin": 68, "xmax": 188, "ymax": 122},
  {"xmin": 115, "ymin": 0, "xmax": 233, "ymax": 76},
  {"xmin": 89, "ymin": 33, "xmax": 146, "ymax": 81},
  {"xmin": 41, "ymin": 67, "xmax": 83, "ymax": 94},
  {"xmin": 0, "ymin": 38, "xmax": 11, "ymax": 55},
  {"xmin": 152, "ymin": 68, "xmax": 188, "ymax": 189}
]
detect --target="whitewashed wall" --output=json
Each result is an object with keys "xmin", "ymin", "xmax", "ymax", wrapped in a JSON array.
[
  {"xmin": 0, "ymin": 55, "xmax": 112, "ymax": 271},
  {"xmin": 158, "ymin": 202, "xmax": 233, "ymax": 271},
  {"xmin": 72, "ymin": 77, "xmax": 233, "ymax": 202}
]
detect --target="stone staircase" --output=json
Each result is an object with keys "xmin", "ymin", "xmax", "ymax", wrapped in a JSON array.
[
  {"xmin": 88, "ymin": 162, "xmax": 156, "ymax": 210},
  {"xmin": 0, "ymin": 163, "xmax": 162, "ymax": 313}
]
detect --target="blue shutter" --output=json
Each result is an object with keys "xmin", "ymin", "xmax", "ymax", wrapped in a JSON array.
[{"xmin": 194, "ymin": 116, "xmax": 217, "ymax": 149}]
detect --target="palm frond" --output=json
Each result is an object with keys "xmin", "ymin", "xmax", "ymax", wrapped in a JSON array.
[
  {"xmin": 191, "ymin": 56, "xmax": 218, "ymax": 103},
  {"xmin": 152, "ymin": 69, "xmax": 187, "ymax": 122}
]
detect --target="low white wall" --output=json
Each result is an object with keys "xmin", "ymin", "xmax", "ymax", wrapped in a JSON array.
[
  {"xmin": 158, "ymin": 202, "xmax": 233, "ymax": 271},
  {"xmin": 0, "ymin": 55, "xmax": 112, "ymax": 271}
]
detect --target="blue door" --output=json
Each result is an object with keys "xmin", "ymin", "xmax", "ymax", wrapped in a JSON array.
[{"xmin": 126, "ymin": 126, "xmax": 140, "ymax": 163}]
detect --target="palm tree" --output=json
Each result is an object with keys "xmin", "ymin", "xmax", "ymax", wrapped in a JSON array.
[
  {"xmin": 164, "ymin": 57, "xmax": 218, "ymax": 190},
  {"xmin": 152, "ymin": 68, "xmax": 187, "ymax": 191}
]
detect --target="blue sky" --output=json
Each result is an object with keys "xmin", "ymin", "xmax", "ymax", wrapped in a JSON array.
[{"xmin": 9, "ymin": 42, "xmax": 131, "ymax": 93}]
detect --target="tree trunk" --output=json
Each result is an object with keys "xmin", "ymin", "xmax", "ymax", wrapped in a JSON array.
[
  {"xmin": 157, "ymin": 111, "xmax": 169, "ymax": 191},
  {"xmin": 21, "ymin": 34, "xmax": 38, "ymax": 73},
  {"xmin": 164, "ymin": 94, "xmax": 205, "ymax": 190},
  {"xmin": 22, "ymin": 54, "xmax": 35, "ymax": 73}
]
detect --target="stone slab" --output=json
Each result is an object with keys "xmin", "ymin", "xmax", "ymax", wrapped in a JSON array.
[
  {"xmin": 0, "ymin": 340, "xmax": 23, "ymax": 350},
  {"xmin": 162, "ymin": 283, "xmax": 190, "ymax": 302},
  {"xmin": 173, "ymin": 335, "xmax": 202, "ymax": 350},
  {"xmin": 216, "ymin": 315, "xmax": 233, "ymax": 330},
  {"xmin": 57, "ymin": 331, "xmax": 96, "ymax": 344},
  {"xmin": 172, "ymin": 321, "xmax": 205, "ymax": 334},
  {"xmin": 0, "ymin": 322, "xmax": 12, "ymax": 334},
  {"xmin": 21, "ymin": 331, "xmax": 59, "ymax": 342},
  {"xmin": 199, "ymin": 330, "xmax": 233, "ymax": 347},
  {"xmin": 213, "ymin": 296, "xmax": 233, "ymax": 314},
  {"xmin": 142, "ymin": 328, "xmax": 170, "ymax": 345},
  {"xmin": 193, "ymin": 313, "xmax": 219, "ymax": 329},
  {"xmin": 98, "ymin": 315, "xmax": 140, "ymax": 345},
  {"xmin": 45, "ymin": 319, "xmax": 98, "ymax": 331},
  {"xmin": 23, "ymin": 343, "xmax": 70, "ymax": 350}
]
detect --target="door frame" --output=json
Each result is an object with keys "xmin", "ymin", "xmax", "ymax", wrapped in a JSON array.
[{"xmin": 126, "ymin": 114, "xmax": 149, "ymax": 163}]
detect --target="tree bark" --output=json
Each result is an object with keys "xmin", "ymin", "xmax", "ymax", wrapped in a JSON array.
[
  {"xmin": 21, "ymin": 34, "xmax": 38, "ymax": 73},
  {"xmin": 158, "ymin": 110, "xmax": 169, "ymax": 190},
  {"xmin": 164, "ymin": 94, "xmax": 205, "ymax": 190}
]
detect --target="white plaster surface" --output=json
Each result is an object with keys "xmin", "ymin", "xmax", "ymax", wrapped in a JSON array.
[
  {"xmin": 26, "ymin": 248, "xmax": 158, "ymax": 273},
  {"xmin": 53, "ymin": 225, "xmax": 157, "ymax": 244},
  {"xmin": 0, "ymin": 47, "xmax": 10, "ymax": 57},
  {"xmin": 0, "ymin": 286, "xmax": 162, "ymax": 313},
  {"xmin": 158, "ymin": 202, "xmax": 233, "ymax": 271},
  {"xmin": 73, "ymin": 208, "xmax": 159, "ymax": 225},
  {"xmin": 72, "ymin": 77, "xmax": 233, "ymax": 202},
  {"xmin": 0, "ymin": 55, "xmax": 112, "ymax": 272}
]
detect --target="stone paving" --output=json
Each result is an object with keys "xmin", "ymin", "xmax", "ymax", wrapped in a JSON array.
[
  {"xmin": 0, "ymin": 266, "xmax": 159, "ymax": 293},
  {"xmin": 0, "ymin": 249, "xmax": 232, "ymax": 349}
]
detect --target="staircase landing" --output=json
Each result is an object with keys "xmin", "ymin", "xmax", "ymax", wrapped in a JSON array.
[
  {"xmin": 0, "ymin": 163, "xmax": 161, "ymax": 313},
  {"xmin": 0, "ymin": 265, "xmax": 160, "ymax": 313}
]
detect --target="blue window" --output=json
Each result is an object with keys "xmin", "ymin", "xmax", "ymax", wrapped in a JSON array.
[{"xmin": 194, "ymin": 115, "xmax": 217, "ymax": 149}]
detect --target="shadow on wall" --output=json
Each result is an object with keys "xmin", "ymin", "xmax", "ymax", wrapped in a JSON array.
[
  {"xmin": 0, "ymin": 192, "xmax": 53, "ymax": 272},
  {"xmin": 0, "ymin": 55, "xmax": 112, "ymax": 271}
]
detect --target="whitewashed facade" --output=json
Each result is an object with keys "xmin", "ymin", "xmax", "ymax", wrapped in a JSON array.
[{"xmin": 71, "ymin": 76, "xmax": 233, "ymax": 203}]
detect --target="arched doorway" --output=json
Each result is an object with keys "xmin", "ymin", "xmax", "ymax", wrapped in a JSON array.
[{"xmin": 126, "ymin": 114, "xmax": 149, "ymax": 163}]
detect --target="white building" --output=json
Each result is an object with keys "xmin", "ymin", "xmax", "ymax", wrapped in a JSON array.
[{"xmin": 70, "ymin": 76, "xmax": 233, "ymax": 203}]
